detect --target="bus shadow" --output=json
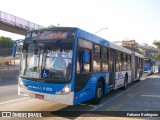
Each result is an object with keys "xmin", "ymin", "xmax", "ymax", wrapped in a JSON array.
[{"xmin": 49, "ymin": 80, "xmax": 143, "ymax": 118}]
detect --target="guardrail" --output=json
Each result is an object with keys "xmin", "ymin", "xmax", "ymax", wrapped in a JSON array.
[{"xmin": 0, "ymin": 11, "xmax": 44, "ymax": 30}]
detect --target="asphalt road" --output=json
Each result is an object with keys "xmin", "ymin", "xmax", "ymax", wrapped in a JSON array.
[
  {"xmin": 0, "ymin": 74, "xmax": 160, "ymax": 120},
  {"xmin": 0, "ymin": 80, "xmax": 23, "ymax": 103}
]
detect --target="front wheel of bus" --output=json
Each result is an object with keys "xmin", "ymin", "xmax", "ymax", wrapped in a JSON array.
[{"xmin": 92, "ymin": 81, "xmax": 103, "ymax": 104}]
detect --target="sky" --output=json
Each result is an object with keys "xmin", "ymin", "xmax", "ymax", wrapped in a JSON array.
[{"xmin": 1, "ymin": 0, "xmax": 160, "ymax": 46}]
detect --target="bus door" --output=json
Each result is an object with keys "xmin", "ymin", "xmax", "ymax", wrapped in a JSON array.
[
  {"xmin": 109, "ymin": 49, "xmax": 115, "ymax": 89},
  {"xmin": 135, "ymin": 56, "xmax": 138, "ymax": 79},
  {"xmin": 75, "ymin": 39, "xmax": 92, "ymax": 93}
]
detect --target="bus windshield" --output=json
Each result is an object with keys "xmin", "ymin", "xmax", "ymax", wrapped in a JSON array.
[
  {"xmin": 144, "ymin": 59, "xmax": 152, "ymax": 67},
  {"xmin": 21, "ymin": 40, "xmax": 73, "ymax": 83}
]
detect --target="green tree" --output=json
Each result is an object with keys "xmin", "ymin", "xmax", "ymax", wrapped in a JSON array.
[
  {"xmin": 153, "ymin": 40, "xmax": 160, "ymax": 50},
  {"xmin": 0, "ymin": 36, "xmax": 13, "ymax": 49},
  {"xmin": 153, "ymin": 40, "xmax": 160, "ymax": 60},
  {"xmin": 153, "ymin": 52, "xmax": 160, "ymax": 61}
]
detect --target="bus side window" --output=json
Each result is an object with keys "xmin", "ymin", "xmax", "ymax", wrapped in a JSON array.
[
  {"xmin": 102, "ymin": 47, "xmax": 109, "ymax": 72},
  {"xmin": 77, "ymin": 49, "xmax": 91, "ymax": 73},
  {"xmin": 127, "ymin": 54, "xmax": 131, "ymax": 70},
  {"xmin": 122, "ymin": 53, "xmax": 127, "ymax": 71},
  {"xmin": 77, "ymin": 49, "xmax": 82, "ymax": 73},
  {"xmin": 116, "ymin": 52, "xmax": 122, "ymax": 72},
  {"xmin": 93, "ymin": 45, "xmax": 101, "ymax": 73}
]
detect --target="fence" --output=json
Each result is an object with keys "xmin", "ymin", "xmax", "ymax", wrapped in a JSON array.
[{"xmin": 0, "ymin": 48, "xmax": 12, "ymax": 57}]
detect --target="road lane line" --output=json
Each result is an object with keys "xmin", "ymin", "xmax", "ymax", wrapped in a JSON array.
[
  {"xmin": 90, "ymin": 78, "xmax": 146, "ymax": 111},
  {"xmin": 141, "ymin": 95, "xmax": 160, "ymax": 97},
  {"xmin": 0, "ymin": 97, "xmax": 29, "ymax": 105}
]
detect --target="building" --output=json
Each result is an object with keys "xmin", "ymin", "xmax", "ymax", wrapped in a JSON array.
[{"xmin": 122, "ymin": 40, "xmax": 138, "ymax": 47}]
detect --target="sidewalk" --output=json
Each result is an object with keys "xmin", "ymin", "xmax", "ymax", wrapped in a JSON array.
[{"xmin": 0, "ymin": 59, "xmax": 20, "ymax": 81}]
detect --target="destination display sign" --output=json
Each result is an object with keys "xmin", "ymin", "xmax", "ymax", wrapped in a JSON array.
[
  {"xmin": 144, "ymin": 58, "xmax": 149, "ymax": 60},
  {"xmin": 26, "ymin": 30, "xmax": 75, "ymax": 40}
]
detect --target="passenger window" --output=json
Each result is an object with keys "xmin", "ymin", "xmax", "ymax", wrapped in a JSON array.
[
  {"xmin": 121, "ymin": 53, "xmax": 127, "ymax": 71},
  {"xmin": 77, "ymin": 48, "xmax": 91, "ymax": 73},
  {"xmin": 102, "ymin": 47, "xmax": 109, "ymax": 72},
  {"xmin": 93, "ymin": 45, "xmax": 101, "ymax": 72},
  {"xmin": 94, "ymin": 45, "xmax": 100, "ymax": 58},
  {"xmin": 127, "ymin": 54, "xmax": 131, "ymax": 70},
  {"xmin": 116, "ymin": 52, "xmax": 122, "ymax": 71}
]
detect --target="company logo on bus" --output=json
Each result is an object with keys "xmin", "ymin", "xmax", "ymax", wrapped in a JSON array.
[{"xmin": 118, "ymin": 72, "xmax": 123, "ymax": 78}]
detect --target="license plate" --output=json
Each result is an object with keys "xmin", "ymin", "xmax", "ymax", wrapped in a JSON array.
[{"xmin": 35, "ymin": 94, "xmax": 44, "ymax": 99}]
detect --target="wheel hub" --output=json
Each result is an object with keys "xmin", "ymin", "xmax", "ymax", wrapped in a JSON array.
[{"xmin": 97, "ymin": 88, "xmax": 102, "ymax": 98}]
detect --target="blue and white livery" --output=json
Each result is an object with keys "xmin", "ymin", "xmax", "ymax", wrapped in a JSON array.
[{"xmin": 18, "ymin": 27, "xmax": 143, "ymax": 105}]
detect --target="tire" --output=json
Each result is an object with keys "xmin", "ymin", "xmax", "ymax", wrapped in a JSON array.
[
  {"xmin": 92, "ymin": 81, "xmax": 103, "ymax": 104},
  {"xmin": 122, "ymin": 75, "xmax": 128, "ymax": 90}
]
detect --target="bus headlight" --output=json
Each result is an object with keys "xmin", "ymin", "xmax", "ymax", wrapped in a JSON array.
[
  {"xmin": 56, "ymin": 84, "xmax": 71, "ymax": 95},
  {"xmin": 148, "ymin": 70, "xmax": 151, "ymax": 74},
  {"xmin": 18, "ymin": 78, "xmax": 25, "ymax": 88}
]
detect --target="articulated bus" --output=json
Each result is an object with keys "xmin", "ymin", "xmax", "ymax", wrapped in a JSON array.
[
  {"xmin": 18, "ymin": 27, "xmax": 143, "ymax": 105},
  {"xmin": 143, "ymin": 57, "xmax": 156, "ymax": 75}
]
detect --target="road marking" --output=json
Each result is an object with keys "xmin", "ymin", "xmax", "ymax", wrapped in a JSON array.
[
  {"xmin": 141, "ymin": 95, "xmax": 160, "ymax": 97},
  {"xmin": 0, "ymin": 97, "xmax": 29, "ymax": 105},
  {"xmin": 141, "ymin": 77, "xmax": 146, "ymax": 80},
  {"xmin": 90, "ymin": 78, "xmax": 146, "ymax": 111}
]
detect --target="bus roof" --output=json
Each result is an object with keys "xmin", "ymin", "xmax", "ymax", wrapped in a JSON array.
[
  {"xmin": 109, "ymin": 42, "xmax": 143, "ymax": 58},
  {"xmin": 135, "ymin": 52, "xmax": 143, "ymax": 58},
  {"xmin": 109, "ymin": 42, "xmax": 132, "ymax": 54},
  {"xmin": 77, "ymin": 28, "xmax": 109, "ymax": 47}
]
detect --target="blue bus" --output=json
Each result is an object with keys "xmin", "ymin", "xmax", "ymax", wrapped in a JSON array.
[
  {"xmin": 143, "ymin": 57, "xmax": 156, "ymax": 75},
  {"xmin": 18, "ymin": 27, "xmax": 143, "ymax": 105}
]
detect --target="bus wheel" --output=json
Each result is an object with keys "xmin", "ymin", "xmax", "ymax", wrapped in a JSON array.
[
  {"xmin": 92, "ymin": 81, "xmax": 103, "ymax": 104},
  {"xmin": 122, "ymin": 76, "xmax": 128, "ymax": 90}
]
